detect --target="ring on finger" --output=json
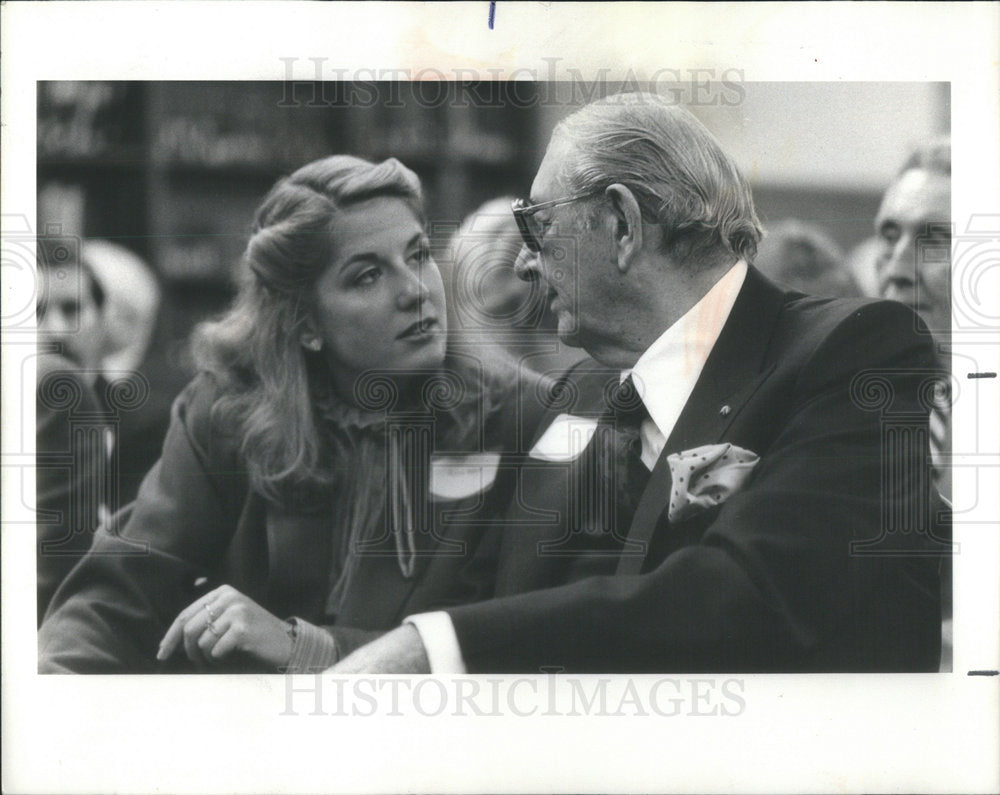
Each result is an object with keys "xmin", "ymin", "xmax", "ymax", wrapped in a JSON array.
[
  {"xmin": 206, "ymin": 619, "xmax": 222, "ymax": 638},
  {"xmin": 203, "ymin": 602, "xmax": 218, "ymax": 622}
]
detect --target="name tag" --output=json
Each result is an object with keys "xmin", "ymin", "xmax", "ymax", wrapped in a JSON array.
[
  {"xmin": 429, "ymin": 452, "xmax": 501, "ymax": 500},
  {"xmin": 528, "ymin": 414, "xmax": 599, "ymax": 462}
]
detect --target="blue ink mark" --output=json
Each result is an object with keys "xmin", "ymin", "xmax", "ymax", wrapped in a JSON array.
[
  {"xmin": 967, "ymin": 670, "xmax": 999, "ymax": 676},
  {"xmin": 488, "ymin": 1, "xmax": 496, "ymax": 29},
  {"xmin": 967, "ymin": 372, "xmax": 997, "ymax": 379}
]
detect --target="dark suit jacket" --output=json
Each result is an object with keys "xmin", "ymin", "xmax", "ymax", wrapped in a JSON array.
[
  {"xmin": 448, "ymin": 267, "xmax": 947, "ymax": 673},
  {"xmin": 38, "ymin": 363, "xmax": 547, "ymax": 673},
  {"xmin": 36, "ymin": 354, "xmax": 108, "ymax": 622}
]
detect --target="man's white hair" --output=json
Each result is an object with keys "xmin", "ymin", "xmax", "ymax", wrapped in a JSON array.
[{"xmin": 551, "ymin": 92, "xmax": 763, "ymax": 269}]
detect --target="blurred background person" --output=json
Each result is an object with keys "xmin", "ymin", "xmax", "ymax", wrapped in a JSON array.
[
  {"xmin": 873, "ymin": 136, "xmax": 952, "ymax": 670},
  {"xmin": 753, "ymin": 219, "xmax": 861, "ymax": 298},
  {"xmin": 82, "ymin": 240, "xmax": 171, "ymax": 506},
  {"xmin": 443, "ymin": 197, "xmax": 587, "ymax": 377},
  {"xmin": 874, "ymin": 137, "xmax": 951, "ymax": 352},
  {"xmin": 35, "ymin": 238, "xmax": 111, "ymax": 620},
  {"xmin": 83, "ymin": 239, "xmax": 161, "ymax": 376},
  {"xmin": 873, "ymin": 138, "xmax": 951, "ymax": 499},
  {"xmin": 36, "ymin": 237, "xmax": 107, "ymax": 383},
  {"xmin": 845, "ymin": 235, "xmax": 884, "ymax": 298}
]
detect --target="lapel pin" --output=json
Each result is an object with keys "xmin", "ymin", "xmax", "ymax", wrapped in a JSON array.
[{"xmin": 719, "ymin": 405, "xmax": 731, "ymax": 417}]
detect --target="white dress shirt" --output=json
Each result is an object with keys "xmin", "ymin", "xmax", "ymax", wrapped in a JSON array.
[{"xmin": 406, "ymin": 260, "xmax": 749, "ymax": 673}]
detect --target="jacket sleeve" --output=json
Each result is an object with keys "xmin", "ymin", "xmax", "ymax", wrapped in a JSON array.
[
  {"xmin": 38, "ymin": 374, "xmax": 245, "ymax": 673},
  {"xmin": 446, "ymin": 301, "xmax": 944, "ymax": 673}
]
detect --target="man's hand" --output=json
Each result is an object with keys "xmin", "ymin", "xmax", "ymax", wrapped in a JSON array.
[{"xmin": 326, "ymin": 624, "xmax": 431, "ymax": 674}]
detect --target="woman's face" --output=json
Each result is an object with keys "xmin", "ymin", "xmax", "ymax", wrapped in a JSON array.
[{"xmin": 311, "ymin": 196, "xmax": 447, "ymax": 402}]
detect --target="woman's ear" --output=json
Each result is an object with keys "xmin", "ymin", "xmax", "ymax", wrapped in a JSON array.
[
  {"xmin": 299, "ymin": 320, "xmax": 323, "ymax": 352},
  {"xmin": 605, "ymin": 184, "xmax": 643, "ymax": 273}
]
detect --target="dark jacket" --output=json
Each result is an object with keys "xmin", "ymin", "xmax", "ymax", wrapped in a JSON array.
[
  {"xmin": 39, "ymin": 360, "xmax": 548, "ymax": 673},
  {"xmin": 448, "ymin": 267, "xmax": 947, "ymax": 673},
  {"xmin": 36, "ymin": 354, "xmax": 108, "ymax": 621}
]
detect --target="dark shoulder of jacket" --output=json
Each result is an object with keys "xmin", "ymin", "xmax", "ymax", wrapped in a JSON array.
[
  {"xmin": 463, "ymin": 353, "xmax": 572, "ymax": 452},
  {"xmin": 36, "ymin": 353, "xmax": 103, "ymax": 414},
  {"xmin": 520, "ymin": 355, "xmax": 613, "ymax": 449},
  {"xmin": 170, "ymin": 370, "xmax": 243, "ymax": 474},
  {"xmin": 543, "ymin": 354, "xmax": 620, "ymax": 416},
  {"xmin": 772, "ymin": 296, "xmax": 941, "ymax": 391}
]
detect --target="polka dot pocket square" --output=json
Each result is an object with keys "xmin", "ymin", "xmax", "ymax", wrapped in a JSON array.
[{"xmin": 666, "ymin": 443, "xmax": 759, "ymax": 523}]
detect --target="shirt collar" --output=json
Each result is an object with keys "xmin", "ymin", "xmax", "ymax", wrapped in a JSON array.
[{"xmin": 625, "ymin": 260, "xmax": 748, "ymax": 437}]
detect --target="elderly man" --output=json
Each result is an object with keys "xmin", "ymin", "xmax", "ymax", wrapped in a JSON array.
[
  {"xmin": 874, "ymin": 139, "xmax": 951, "ymax": 499},
  {"xmin": 333, "ymin": 93, "xmax": 945, "ymax": 674},
  {"xmin": 873, "ymin": 138, "xmax": 952, "ymax": 668}
]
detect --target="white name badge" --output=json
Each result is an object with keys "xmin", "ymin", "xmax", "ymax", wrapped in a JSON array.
[
  {"xmin": 528, "ymin": 414, "xmax": 599, "ymax": 462},
  {"xmin": 429, "ymin": 452, "xmax": 501, "ymax": 500}
]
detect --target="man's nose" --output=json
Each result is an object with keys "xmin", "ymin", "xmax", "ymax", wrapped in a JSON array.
[
  {"xmin": 879, "ymin": 235, "xmax": 917, "ymax": 291},
  {"xmin": 513, "ymin": 245, "xmax": 540, "ymax": 282},
  {"xmin": 38, "ymin": 308, "xmax": 71, "ymax": 336}
]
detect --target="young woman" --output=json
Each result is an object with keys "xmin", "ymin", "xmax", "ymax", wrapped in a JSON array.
[{"xmin": 38, "ymin": 155, "xmax": 548, "ymax": 673}]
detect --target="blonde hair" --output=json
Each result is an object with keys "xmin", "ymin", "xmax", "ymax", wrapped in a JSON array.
[{"xmin": 192, "ymin": 155, "xmax": 425, "ymax": 505}]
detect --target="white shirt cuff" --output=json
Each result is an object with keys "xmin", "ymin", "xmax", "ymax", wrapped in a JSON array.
[{"xmin": 404, "ymin": 611, "xmax": 467, "ymax": 674}]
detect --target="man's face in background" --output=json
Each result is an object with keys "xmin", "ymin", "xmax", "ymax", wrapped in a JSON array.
[
  {"xmin": 37, "ymin": 263, "xmax": 106, "ymax": 373},
  {"xmin": 874, "ymin": 168, "xmax": 951, "ymax": 344}
]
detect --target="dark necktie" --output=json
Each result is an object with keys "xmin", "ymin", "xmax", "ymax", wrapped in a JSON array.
[
  {"xmin": 562, "ymin": 376, "xmax": 652, "ymax": 578},
  {"xmin": 602, "ymin": 376, "xmax": 652, "ymax": 534}
]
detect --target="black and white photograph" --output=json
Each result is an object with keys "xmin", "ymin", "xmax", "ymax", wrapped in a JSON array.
[{"xmin": 3, "ymin": 3, "xmax": 998, "ymax": 793}]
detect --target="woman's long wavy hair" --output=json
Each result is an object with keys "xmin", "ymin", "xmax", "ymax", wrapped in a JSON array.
[{"xmin": 192, "ymin": 155, "xmax": 431, "ymax": 506}]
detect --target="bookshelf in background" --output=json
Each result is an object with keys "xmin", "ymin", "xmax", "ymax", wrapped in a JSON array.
[
  {"xmin": 38, "ymin": 82, "xmax": 149, "ymax": 258},
  {"xmin": 39, "ymin": 80, "xmax": 545, "ymax": 284}
]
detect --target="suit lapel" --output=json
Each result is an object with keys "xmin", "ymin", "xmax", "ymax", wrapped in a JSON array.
[{"xmin": 616, "ymin": 267, "xmax": 788, "ymax": 576}]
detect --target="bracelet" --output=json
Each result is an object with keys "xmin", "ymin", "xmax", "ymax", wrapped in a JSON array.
[{"xmin": 285, "ymin": 618, "xmax": 298, "ymax": 642}]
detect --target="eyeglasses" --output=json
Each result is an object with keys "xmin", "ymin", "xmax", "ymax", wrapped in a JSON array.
[{"xmin": 510, "ymin": 190, "xmax": 603, "ymax": 252}]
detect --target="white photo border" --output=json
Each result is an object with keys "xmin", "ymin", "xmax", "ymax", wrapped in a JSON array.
[{"xmin": 3, "ymin": 3, "xmax": 998, "ymax": 793}]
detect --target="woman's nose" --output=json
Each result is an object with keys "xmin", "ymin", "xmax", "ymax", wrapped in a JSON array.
[{"xmin": 396, "ymin": 268, "xmax": 429, "ymax": 309}]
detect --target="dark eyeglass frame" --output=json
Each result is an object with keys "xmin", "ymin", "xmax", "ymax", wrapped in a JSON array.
[{"xmin": 510, "ymin": 189, "xmax": 604, "ymax": 252}]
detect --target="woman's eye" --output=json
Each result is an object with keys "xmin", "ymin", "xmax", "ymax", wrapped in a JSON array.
[
  {"xmin": 355, "ymin": 267, "xmax": 381, "ymax": 286},
  {"xmin": 408, "ymin": 246, "xmax": 429, "ymax": 266}
]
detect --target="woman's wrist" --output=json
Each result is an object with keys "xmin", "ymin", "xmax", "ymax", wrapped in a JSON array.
[
  {"xmin": 284, "ymin": 618, "xmax": 298, "ymax": 668},
  {"xmin": 284, "ymin": 617, "xmax": 339, "ymax": 673}
]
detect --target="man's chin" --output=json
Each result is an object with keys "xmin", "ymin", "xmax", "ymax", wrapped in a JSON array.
[
  {"xmin": 556, "ymin": 318, "xmax": 585, "ymax": 349},
  {"xmin": 916, "ymin": 307, "xmax": 951, "ymax": 340}
]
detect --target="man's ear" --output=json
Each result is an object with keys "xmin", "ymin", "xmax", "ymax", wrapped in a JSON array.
[{"xmin": 605, "ymin": 183, "xmax": 643, "ymax": 272}]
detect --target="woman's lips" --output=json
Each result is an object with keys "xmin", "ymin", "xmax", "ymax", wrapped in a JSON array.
[{"xmin": 397, "ymin": 317, "xmax": 439, "ymax": 339}]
